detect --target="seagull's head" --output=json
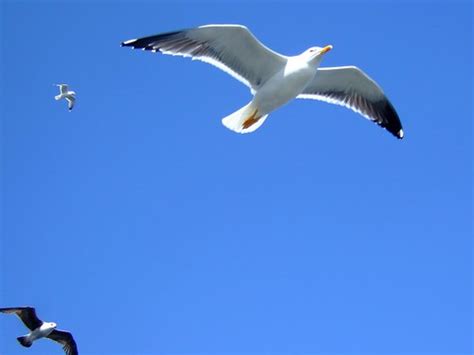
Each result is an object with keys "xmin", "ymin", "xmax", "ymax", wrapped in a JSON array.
[
  {"xmin": 49, "ymin": 322, "xmax": 57, "ymax": 329},
  {"xmin": 304, "ymin": 45, "xmax": 333, "ymax": 64}
]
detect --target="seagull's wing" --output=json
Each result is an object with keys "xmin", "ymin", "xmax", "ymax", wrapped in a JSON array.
[
  {"xmin": 122, "ymin": 24, "xmax": 288, "ymax": 92},
  {"xmin": 47, "ymin": 329, "xmax": 78, "ymax": 355},
  {"xmin": 0, "ymin": 307, "xmax": 43, "ymax": 330},
  {"xmin": 298, "ymin": 66, "xmax": 403, "ymax": 139},
  {"xmin": 57, "ymin": 84, "xmax": 69, "ymax": 94},
  {"xmin": 65, "ymin": 96, "xmax": 75, "ymax": 111}
]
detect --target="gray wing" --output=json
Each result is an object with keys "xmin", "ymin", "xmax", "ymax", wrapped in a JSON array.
[
  {"xmin": 47, "ymin": 329, "xmax": 78, "ymax": 355},
  {"xmin": 122, "ymin": 24, "xmax": 288, "ymax": 93},
  {"xmin": 66, "ymin": 95, "xmax": 75, "ymax": 111},
  {"xmin": 0, "ymin": 307, "xmax": 43, "ymax": 330},
  {"xmin": 57, "ymin": 84, "xmax": 69, "ymax": 94},
  {"xmin": 298, "ymin": 66, "xmax": 404, "ymax": 139}
]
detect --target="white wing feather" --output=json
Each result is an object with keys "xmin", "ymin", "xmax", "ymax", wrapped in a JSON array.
[
  {"xmin": 122, "ymin": 24, "xmax": 288, "ymax": 93},
  {"xmin": 299, "ymin": 66, "xmax": 403, "ymax": 138}
]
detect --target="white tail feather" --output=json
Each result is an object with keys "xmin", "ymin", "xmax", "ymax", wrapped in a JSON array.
[{"xmin": 221, "ymin": 103, "xmax": 269, "ymax": 134}]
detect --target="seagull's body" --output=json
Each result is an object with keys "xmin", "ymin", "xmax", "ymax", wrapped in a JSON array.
[
  {"xmin": 55, "ymin": 84, "xmax": 76, "ymax": 111},
  {"xmin": 253, "ymin": 54, "xmax": 318, "ymax": 116},
  {"xmin": 23, "ymin": 321, "xmax": 56, "ymax": 342},
  {"xmin": 0, "ymin": 307, "xmax": 78, "ymax": 355},
  {"xmin": 122, "ymin": 24, "xmax": 403, "ymax": 139}
]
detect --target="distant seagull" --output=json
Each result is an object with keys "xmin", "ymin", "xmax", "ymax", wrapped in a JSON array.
[
  {"xmin": 122, "ymin": 24, "xmax": 403, "ymax": 139},
  {"xmin": 55, "ymin": 84, "xmax": 76, "ymax": 111},
  {"xmin": 0, "ymin": 307, "xmax": 78, "ymax": 355}
]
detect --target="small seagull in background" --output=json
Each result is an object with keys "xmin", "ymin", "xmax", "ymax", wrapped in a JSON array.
[
  {"xmin": 0, "ymin": 306, "xmax": 78, "ymax": 355},
  {"xmin": 54, "ymin": 84, "xmax": 76, "ymax": 111}
]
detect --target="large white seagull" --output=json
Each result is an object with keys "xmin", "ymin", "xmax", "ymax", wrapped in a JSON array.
[{"xmin": 122, "ymin": 24, "xmax": 403, "ymax": 139}]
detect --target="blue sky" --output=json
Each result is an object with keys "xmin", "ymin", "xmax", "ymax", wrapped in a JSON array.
[{"xmin": 1, "ymin": 1, "xmax": 472, "ymax": 354}]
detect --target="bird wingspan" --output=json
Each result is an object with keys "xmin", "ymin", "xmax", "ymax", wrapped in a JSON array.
[
  {"xmin": 47, "ymin": 329, "xmax": 78, "ymax": 355},
  {"xmin": 298, "ymin": 66, "xmax": 403, "ymax": 139},
  {"xmin": 122, "ymin": 24, "xmax": 288, "ymax": 92},
  {"xmin": 0, "ymin": 307, "xmax": 43, "ymax": 330}
]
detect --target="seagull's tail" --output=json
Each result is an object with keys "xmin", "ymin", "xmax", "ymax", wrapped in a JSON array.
[
  {"xmin": 54, "ymin": 94, "xmax": 62, "ymax": 101},
  {"xmin": 221, "ymin": 102, "xmax": 269, "ymax": 134},
  {"xmin": 17, "ymin": 336, "xmax": 33, "ymax": 347}
]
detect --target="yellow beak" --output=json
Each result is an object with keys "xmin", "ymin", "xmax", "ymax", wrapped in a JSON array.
[{"xmin": 321, "ymin": 45, "xmax": 333, "ymax": 54}]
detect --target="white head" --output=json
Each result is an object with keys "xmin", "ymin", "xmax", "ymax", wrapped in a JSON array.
[
  {"xmin": 48, "ymin": 322, "xmax": 57, "ymax": 329},
  {"xmin": 301, "ymin": 45, "xmax": 333, "ymax": 65}
]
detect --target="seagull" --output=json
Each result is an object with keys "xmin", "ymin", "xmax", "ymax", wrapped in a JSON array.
[
  {"xmin": 0, "ymin": 307, "xmax": 78, "ymax": 355},
  {"xmin": 54, "ymin": 84, "xmax": 76, "ymax": 111},
  {"xmin": 122, "ymin": 24, "xmax": 403, "ymax": 139}
]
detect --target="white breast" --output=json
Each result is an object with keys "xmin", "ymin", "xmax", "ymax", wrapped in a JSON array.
[
  {"xmin": 253, "ymin": 57, "xmax": 317, "ymax": 114},
  {"xmin": 36, "ymin": 323, "xmax": 55, "ymax": 338}
]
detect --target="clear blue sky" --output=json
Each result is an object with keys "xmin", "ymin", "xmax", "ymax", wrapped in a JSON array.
[{"xmin": 1, "ymin": 1, "xmax": 472, "ymax": 354}]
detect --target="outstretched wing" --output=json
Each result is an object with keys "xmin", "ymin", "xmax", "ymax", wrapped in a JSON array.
[
  {"xmin": 122, "ymin": 24, "xmax": 288, "ymax": 92},
  {"xmin": 47, "ymin": 329, "xmax": 78, "ymax": 355},
  {"xmin": 66, "ymin": 96, "xmax": 75, "ymax": 111},
  {"xmin": 57, "ymin": 84, "xmax": 69, "ymax": 94},
  {"xmin": 0, "ymin": 307, "xmax": 43, "ymax": 330},
  {"xmin": 298, "ymin": 66, "xmax": 403, "ymax": 139}
]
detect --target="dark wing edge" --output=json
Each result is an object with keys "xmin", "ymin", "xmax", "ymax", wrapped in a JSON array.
[
  {"xmin": 47, "ymin": 329, "xmax": 78, "ymax": 355},
  {"xmin": 66, "ymin": 96, "xmax": 75, "ymax": 110},
  {"xmin": 0, "ymin": 307, "xmax": 43, "ymax": 330},
  {"xmin": 300, "ymin": 91, "xmax": 404, "ymax": 139},
  {"xmin": 120, "ymin": 27, "xmax": 256, "ymax": 89},
  {"xmin": 121, "ymin": 29, "xmax": 185, "ymax": 50},
  {"xmin": 299, "ymin": 67, "xmax": 404, "ymax": 139},
  {"xmin": 121, "ymin": 25, "xmax": 287, "ymax": 91}
]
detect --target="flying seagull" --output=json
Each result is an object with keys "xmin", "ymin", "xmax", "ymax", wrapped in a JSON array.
[
  {"xmin": 122, "ymin": 24, "xmax": 403, "ymax": 139},
  {"xmin": 54, "ymin": 84, "xmax": 76, "ymax": 111},
  {"xmin": 0, "ymin": 307, "xmax": 78, "ymax": 355}
]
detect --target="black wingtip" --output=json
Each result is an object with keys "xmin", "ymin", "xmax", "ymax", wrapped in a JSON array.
[
  {"xmin": 374, "ymin": 99, "xmax": 404, "ymax": 140},
  {"xmin": 388, "ymin": 128, "xmax": 404, "ymax": 140},
  {"xmin": 388, "ymin": 126, "xmax": 404, "ymax": 140},
  {"xmin": 120, "ymin": 30, "xmax": 186, "ymax": 51},
  {"xmin": 121, "ymin": 39, "xmax": 138, "ymax": 47}
]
